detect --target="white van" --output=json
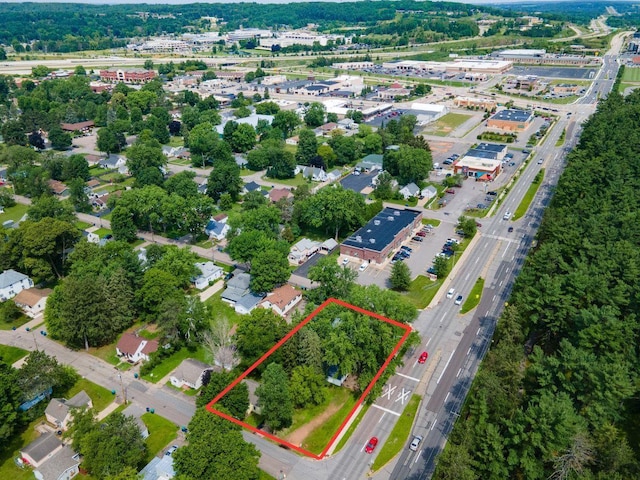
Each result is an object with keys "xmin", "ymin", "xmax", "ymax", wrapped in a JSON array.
[{"xmin": 446, "ymin": 288, "xmax": 455, "ymax": 299}]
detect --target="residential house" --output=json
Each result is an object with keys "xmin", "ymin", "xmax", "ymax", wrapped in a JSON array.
[
  {"xmin": 321, "ymin": 238, "xmax": 338, "ymax": 253},
  {"xmin": 0, "ymin": 269, "xmax": 34, "ymax": 301},
  {"xmin": 98, "ymin": 155, "xmax": 128, "ymax": 174},
  {"xmin": 221, "ymin": 271, "xmax": 264, "ymax": 315},
  {"xmin": 122, "ymin": 405, "xmax": 150, "ymax": 438},
  {"xmin": 268, "ymin": 188, "xmax": 293, "ymax": 203},
  {"xmin": 326, "ymin": 169, "xmax": 342, "ymax": 182},
  {"xmin": 235, "ymin": 154, "xmax": 248, "ymax": 169},
  {"xmin": 242, "ymin": 181, "xmax": 263, "ymax": 195},
  {"xmin": 285, "ymin": 135, "xmax": 299, "ymax": 146},
  {"xmin": 298, "ymin": 166, "xmax": 327, "ymax": 182},
  {"xmin": 260, "ymin": 284, "xmax": 302, "ymax": 317},
  {"xmin": 204, "ymin": 214, "xmax": 230, "ymax": 241},
  {"xmin": 83, "ymin": 230, "xmax": 100, "ymax": 244},
  {"xmin": 139, "ymin": 454, "xmax": 175, "ymax": 480},
  {"xmin": 33, "ymin": 446, "xmax": 80, "ymax": 480},
  {"xmin": 116, "ymin": 333, "xmax": 159, "ymax": 364},
  {"xmin": 244, "ymin": 379, "xmax": 262, "ymax": 415},
  {"xmin": 326, "ymin": 365, "xmax": 349, "ymax": 387},
  {"xmin": 48, "ymin": 180, "xmax": 68, "ymax": 197},
  {"xmin": 170, "ymin": 358, "xmax": 215, "ymax": 390},
  {"xmin": 60, "ymin": 120, "xmax": 94, "ymax": 133},
  {"xmin": 289, "ymin": 238, "xmax": 321, "ymax": 265},
  {"xmin": 21, "ymin": 433, "xmax": 64, "ymax": 468},
  {"xmin": 338, "ymin": 118, "xmax": 356, "ymax": 130},
  {"xmin": 317, "ymin": 122, "xmax": 339, "ymax": 136},
  {"xmin": 86, "ymin": 179, "xmax": 101, "ymax": 189},
  {"xmin": 13, "ymin": 288, "xmax": 53, "ymax": 317},
  {"xmin": 422, "ymin": 185, "xmax": 438, "ymax": 200},
  {"xmin": 192, "ymin": 261, "xmax": 223, "ymax": 290},
  {"xmin": 45, "ymin": 391, "xmax": 92, "ymax": 431},
  {"xmin": 356, "ymin": 154, "xmax": 384, "ymax": 172},
  {"xmin": 399, "ymin": 182, "xmax": 420, "ymax": 199}
]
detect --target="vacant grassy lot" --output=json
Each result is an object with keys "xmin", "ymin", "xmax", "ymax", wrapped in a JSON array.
[
  {"xmin": 405, "ymin": 276, "xmax": 442, "ymax": 309},
  {"xmin": 460, "ymin": 277, "xmax": 485, "ymax": 314},
  {"xmin": 424, "ymin": 113, "xmax": 472, "ymax": 136},
  {"xmin": 262, "ymin": 173, "xmax": 308, "ymax": 187},
  {"xmin": 0, "ymin": 345, "xmax": 29, "ymax": 364},
  {"xmin": 141, "ymin": 413, "xmax": 178, "ymax": 463},
  {"xmin": 141, "ymin": 345, "xmax": 207, "ymax": 383},
  {"xmin": 622, "ymin": 68, "xmax": 640, "ymax": 83},
  {"xmin": 371, "ymin": 394, "xmax": 421, "ymax": 471}
]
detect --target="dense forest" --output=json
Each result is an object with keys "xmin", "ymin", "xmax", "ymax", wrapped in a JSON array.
[
  {"xmin": 434, "ymin": 92, "xmax": 640, "ymax": 479},
  {"xmin": 0, "ymin": 1, "xmax": 504, "ymax": 53}
]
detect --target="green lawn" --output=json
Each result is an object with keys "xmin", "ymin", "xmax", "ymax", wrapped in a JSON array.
[
  {"xmin": 621, "ymin": 68, "xmax": 640, "ymax": 83},
  {"xmin": 298, "ymin": 389, "xmax": 358, "ymax": 455},
  {"xmin": 460, "ymin": 277, "xmax": 485, "ymax": 314},
  {"xmin": 75, "ymin": 221, "xmax": 92, "ymax": 230},
  {"xmin": 67, "ymin": 377, "xmax": 114, "ymax": 413},
  {"xmin": 93, "ymin": 227, "xmax": 112, "ymax": 238},
  {"xmin": 0, "ymin": 314, "xmax": 31, "ymax": 331},
  {"xmin": 141, "ymin": 345, "xmax": 207, "ymax": 383},
  {"xmin": 262, "ymin": 173, "xmax": 308, "ymax": 187},
  {"xmin": 167, "ymin": 136, "xmax": 184, "ymax": 147},
  {"xmin": 371, "ymin": 394, "xmax": 421, "ymax": 472},
  {"xmin": 513, "ymin": 169, "xmax": 544, "ymax": 221},
  {"xmin": 0, "ymin": 203, "xmax": 29, "ymax": 224},
  {"xmin": 333, "ymin": 403, "xmax": 370, "ymax": 454},
  {"xmin": 0, "ymin": 345, "xmax": 29, "ymax": 364},
  {"xmin": 259, "ymin": 470, "xmax": 277, "ymax": 480},
  {"xmin": 385, "ymin": 197, "xmax": 418, "ymax": 207},
  {"xmin": 405, "ymin": 276, "xmax": 443, "ymax": 309},
  {"xmin": 88, "ymin": 343, "xmax": 121, "ymax": 366},
  {"xmin": 421, "ymin": 218, "xmax": 441, "ymax": 227},
  {"xmin": 141, "ymin": 413, "xmax": 178, "ymax": 463},
  {"xmin": 204, "ymin": 291, "xmax": 245, "ymax": 330}
]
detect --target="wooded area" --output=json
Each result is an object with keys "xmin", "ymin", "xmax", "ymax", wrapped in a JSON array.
[{"xmin": 434, "ymin": 92, "xmax": 640, "ymax": 479}]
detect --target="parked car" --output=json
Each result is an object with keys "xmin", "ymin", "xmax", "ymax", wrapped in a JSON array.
[
  {"xmin": 508, "ymin": 226, "xmax": 514, "ymax": 233},
  {"xmin": 487, "ymin": 191, "xmax": 498, "ymax": 196},
  {"xmin": 446, "ymin": 238, "xmax": 460, "ymax": 245},
  {"xmin": 359, "ymin": 262, "xmax": 369, "ymax": 272},
  {"xmin": 455, "ymin": 295, "xmax": 463, "ymax": 305},
  {"xmin": 418, "ymin": 351, "xmax": 428, "ymax": 364},
  {"xmin": 416, "ymin": 231, "xmax": 427, "ymax": 237},
  {"xmin": 475, "ymin": 222, "xmax": 482, "ymax": 228},
  {"xmin": 410, "ymin": 435, "xmax": 423, "ymax": 451},
  {"xmin": 427, "ymin": 267, "xmax": 437, "ymax": 275},
  {"xmin": 166, "ymin": 445, "xmax": 179, "ymax": 457},
  {"xmin": 401, "ymin": 246, "xmax": 413, "ymax": 252},
  {"xmin": 412, "ymin": 236, "xmax": 424, "ymax": 242},
  {"xmin": 365, "ymin": 437, "xmax": 379, "ymax": 454},
  {"xmin": 342, "ymin": 258, "xmax": 350, "ymax": 266},
  {"xmin": 451, "ymin": 153, "xmax": 460, "ymax": 159},
  {"xmin": 508, "ymin": 162, "xmax": 516, "ymax": 167},
  {"xmin": 445, "ymin": 189, "xmax": 455, "ymax": 194},
  {"xmin": 503, "ymin": 211, "xmax": 512, "ymax": 220}
]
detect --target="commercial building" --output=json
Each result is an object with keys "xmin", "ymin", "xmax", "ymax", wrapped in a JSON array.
[
  {"xmin": 495, "ymin": 49, "xmax": 601, "ymax": 66},
  {"xmin": 487, "ymin": 108, "xmax": 533, "ymax": 132},
  {"xmin": 466, "ymin": 143, "xmax": 508, "ymax": 161},
  {"xmin": 454, "ymin": 96, "xmax": 496, "ymax": 110},
  {"xmin": 341, "ymin": 207, "xmax": 422, "ymax": 264},
  {"xmin": 99, "ymin": 68, "xmax": 156, "ymax": 84},
  {"xmin": 381, "ymin": 59, "xmax": 512, "ymax": 75},
  {"xmin": 453, "ymin": 156, "xmax": 502, "ymax": 181},
  {"xmin": 332, "ymin": 61, "xmax": 375, "ymax": 70}
]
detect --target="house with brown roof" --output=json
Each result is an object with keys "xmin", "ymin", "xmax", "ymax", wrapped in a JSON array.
[
  {"xmin": 48, "ymin": 180, "xmax": 68, "ymax": 196},
  {"xmin": 60, "ymin": 120, "xmax": 95, "ymax": 133},
  {"xmin": 45, "ymin": 390, "xmax": 92, "ymax": 431},
  {"xmin": 86, "ymin": 179, "xmax": 101, "ymax": 189},
  {"xmin": 116, "ymin": 333, "xmax": 159, "ymax": 364},
  {"xmin": 13, "ymin": 287, "xmax": 52, "ymax": 317},
  {"xmin": 268, "ymin": 188, "xmax": 293, "ymax": 203},
  {"xmin": 261, "ymin": 284, "xmax": 302, "ymax": 317}
]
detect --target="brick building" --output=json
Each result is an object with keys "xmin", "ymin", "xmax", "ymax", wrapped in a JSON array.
[
  {"xmin": 340, "ymin": 207, "xmax": 422, "ymax": 264},
  {"xmin": 486, "ymin": 109, "xmax": 533, "ymax": 132},
  {"xmin": 99, "ymin": 68, "xmax": 156, "ymax": 84}
]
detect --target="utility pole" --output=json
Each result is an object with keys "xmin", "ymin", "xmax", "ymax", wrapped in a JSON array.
[{"xmin": 117, "ymin": 373, "xmax": 127, "ymax": 404}]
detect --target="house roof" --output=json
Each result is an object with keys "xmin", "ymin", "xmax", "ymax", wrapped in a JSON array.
[
  {"xmin": 213, "ymin": 213, "xmax": 228, "ymax": 222},
  {"xmin": 45, "ymin": 390, "xmax": 90, "ymax": 424},
  {"xmin": 35, "ymin": 446, "xmax": 79, "ymax": 480},
  {"xmin": 116, "ymin": 333, "xmax": 159, "ymax": 356},
  {"xmin": 244, "ymin": 379, "xmax": 260, "ymax": 407},
  {"xmin": 13, "ymin": 288, "xmax": 52, "ymax": 307},
  {"xmin": 292, "ymin": 238, "xmax": 320, "ymax": 252},
  {"xmin": 320, "ymin": 122, "xmax": 338, "ymax": 131},
  {"xmin": 67, "ymin": 390, "xmax": 91, "ymax": 408},
  {"xmin": 401, "ymin": 182, "xmax": 420, "ymax": 195},
  {"xmin": 268, "ymin": 188, "xmax": 292, "ymax": 203},
  {"xmin": 48, "ymin": 179, "xmax": 68, "ymax": 195},
  {"xmin": 140, "ymin": 455, "xmax": 175, "ymax": 480},
  {"xmin": 342, "ymin": 207, "xmax": 421, "ymax": 253},
  {"xmin": 172, "ymin": 358, "xmax": 213, "ymax": 386},
  {"xmin": 21, "ymin": 433, "xmax": 62, "ymax": 464},
  {"xmin": 205, "ymin": 220, "xmax": 228, "ymax": 237},
  {"xmin": 221, "ymin": 272, "xmax": 252, "ymax": 303},
  {"xmin": 262, "ymin": 285, "xmax": 301, "ymax": 311},
  {"xmin": 61, "ymin": 120, "xmax": 94, "ymax": 131},
  {"xmin": 86, "ymin": 179, "xmax": 101, "ymax": 188},
  {"xmin": 194, "ymin": 261, "xmax": 223, "ymax": 281},
  {"xmin": 236, "ymin": 292, "xmax": 265, "ymax": 311},
  {"xmin": 361, "ymin": 154, "xmax": 383, "ymax": 165},
  {"xmin": 423, "ymin": 185, "xmax": 438, "ymax": 195},
  {"xmin": 322, "ymin": 238, "xmax": 338, "ymax": 251},
  {"xmin": 244, "ymin": 181, "xmax": 261, "ymax": 192},
  {"xmin": 0, "ymin": 269, "xmax": 29, "ymax": 289}
]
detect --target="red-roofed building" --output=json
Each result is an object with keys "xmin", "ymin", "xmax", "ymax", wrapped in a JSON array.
[
  {"xmin": 61, "ymin": 121, "xmax": 95, "ymax": 133},
  {"xmin": 48, "ymin": 180, "xmax": 68, "ymax": 196},
  {"xmin": 268, "ymin": 188, "xmax": 293, "ymax": 203},
  {"xmin": 260, "ymin": 284, "xmax": 302, "ymax": 317},
  {"xmin": 116, "ymin": 333, "xmax": 159, "ymax": 363}
]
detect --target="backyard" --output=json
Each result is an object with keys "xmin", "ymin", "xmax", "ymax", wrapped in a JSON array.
[{"xmin": 141, "ymin": 412, "xmax": 178, "ymax": 463}]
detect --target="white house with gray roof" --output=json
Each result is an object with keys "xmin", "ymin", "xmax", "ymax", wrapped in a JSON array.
[
  {"xmin": 192, "ymin": 262, "xmax": 223, "ymax": 290},
  {"xmin": 399, "ymin": 182, "xmax": 420, "ymax": 199},
  {"xmin": 0, "ymin": 269, "xmax": 33, "ymax": 301},
  {"xmin": 45, "ymin": 391, "xmax": 92, "ymax": 431},
  {"xmin": 170, "ymin": 358, "xmax": 216, "ymax": 390}
]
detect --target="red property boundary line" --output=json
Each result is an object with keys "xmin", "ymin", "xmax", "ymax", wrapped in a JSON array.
[{"xmin": 205, "ymin": 297, "xmax": 412, "ymax": 460}]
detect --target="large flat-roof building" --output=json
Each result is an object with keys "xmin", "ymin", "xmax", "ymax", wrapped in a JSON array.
[
  {"xmin": 340, "ymin": 207, "xmax": 422, "ymax": 264},
  {"xmin": 99, "ymin": 68, "xmax": 156, "ymax": 84},
  {"xmin": 487, "ymin": 109, "xmax": 533, "ymax": 132},
  {"xmin": 381, "ymin": 59, "xmax": 511, "ymax": 75},
  {"xmin": 495, "ymin": 49, "xmax": 601, "ymax": 66},
  {"xmin": 466, "ymin": 143, "xmax": 508, "ymax": 161},
  {"xmin": 453, "ymin": 156, "xmax": 502, "ymax": 181}
]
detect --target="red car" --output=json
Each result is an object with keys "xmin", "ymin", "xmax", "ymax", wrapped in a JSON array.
[
  {"xmin": 445, "ymin": 189, "xmax": 455, "ymax": 194},
  {"xmin": 418, "ymin": 351, "xmax": 429, "ymax": 364},
  {"xmin": 416, "ymin": 231, "xmax": 427, "ymax": 237},
  {"xmin": 475, "ymin": 222, "xmax": 482, "ymax": 228},
  {"xmin": 365, "ymin": 436, "xmax": 378, "ymax": 454}
]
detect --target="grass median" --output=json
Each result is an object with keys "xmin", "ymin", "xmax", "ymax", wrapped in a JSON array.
[
  {"xmin": 512, "ymin": 169, "xmax": 544, "ymax": 221},
  {"xmin": 460, "ymin": 277, "xmax": 485, "ymax": 314},
  {"xmin": 371, "ymin": 394, "xmax": 421, "ymax": 472}
]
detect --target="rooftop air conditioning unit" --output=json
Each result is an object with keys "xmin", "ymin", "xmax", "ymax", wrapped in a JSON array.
[
  {"xmin": 374, "ymin": 220, "xmax": 380, "ymax": 226},
  {"xmin": 356, "ymin": 235, "xmax": 362, "ymax": 243},
  {"xmin": 388, "ymin": 216, "xmax": 394, "ymax": 221},
  {"xmin": 369, "ymin": 238, "xmax": 375, "ymax": 244},
  {"xmin": 394, "ymin": 210, "xmax": 400, "ymax": 216}
]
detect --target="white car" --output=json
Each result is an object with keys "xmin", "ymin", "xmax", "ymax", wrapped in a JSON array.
[
  {"xmin": 342, "ymin": 258, "xmax": 350, "ymax": 266},
  {"xmin": 409, "ymin": 435, "xmax": 423, "ymax": 451},
  {"xmin": 503, "ymin": 211, "xmax": 512, "ymax": 220},
  {"xmin": 359, "ymin": 262, "xmax": 369, "ymax": 272},
  {"xmin": 446, "ymin": 288, "xmax": 455, "ymax": 299}
]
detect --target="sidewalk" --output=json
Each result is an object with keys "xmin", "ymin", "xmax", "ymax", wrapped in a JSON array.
[{"xmin": 198, "ymin": 280, "xmax": 225, "ymax": 302}]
